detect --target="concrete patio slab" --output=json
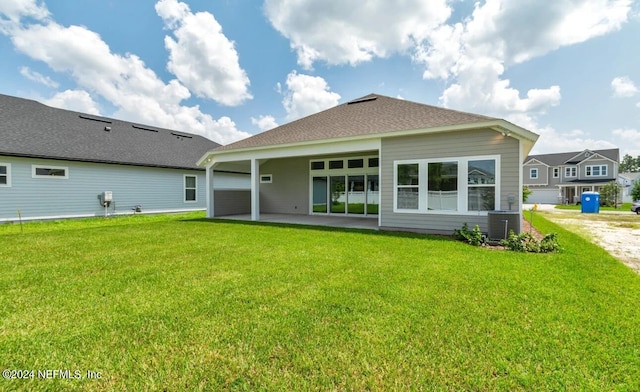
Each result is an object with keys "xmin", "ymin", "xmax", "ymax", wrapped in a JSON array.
[{"xmin": 213, "ymin": 214, "xmax": 379, "ymax": 230}]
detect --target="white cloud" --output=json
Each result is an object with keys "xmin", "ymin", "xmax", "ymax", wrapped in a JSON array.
[
  {"xmin": 43, "ymin": 89, "xmax": 100, "ymax": 114},
  {"xmin": 281, "ymin": 71, "xmax": 341, "ymax": 121},
  {"xmin": 251, "ymin": 115, "xmax": 278, "ymax": 132},
  {"xmin": 528, "ymin": 123, "xmax": 618, "ymax": 155},
  {"xmin": 0, "ymin": 0, "xmax": 49, "ymax": 24},
  {"xmin": 440, "ymin": 56, "xmax": 562, "ymax": 117},
  {"xmin": 0, "ymin": 4, "xmax": 250, "ymax": 145},
  {"xmin": 611, "ymin": 76, "xmax": 639, "ymax": 97},
  {"xmin": 413, "ymin": 0, "xmax": 632, "ymax": 138},
  {"xmin": 264, "ymin": 0, "xmax": 451, "ymax": 69},
  {"xmin": 612, "ymin": 128, "xmax": 640, "ymax": 157},
  {"xmin": 155, "ymin": 0, "xmax": 252, "ymax": 106},
  {"xmin": 19, "ymin": 66, "xmax": 58, "ymax": 88}
]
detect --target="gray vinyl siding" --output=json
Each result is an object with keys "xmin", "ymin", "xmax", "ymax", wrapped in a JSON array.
[
  {"xmin": 524, "ymin": 163, "xmax": 548, "ymax": 185},
  {"xmin": 578, "ymin": 158, "xmax": 615, "ymax": 180},
  {"xmin": 259, "ymin": 157, "xmax": 309, "ymax": 214},
  {"xmin": 0, "ymin": 156, "xmax": 207, "ymax": 221},
  {"xmin": 380, "ymin": 129, "xmax": 521, "ymax": 234},
  {"xmin": 548, "ymin": 167, "xmax": 562, "ymax": 186}
]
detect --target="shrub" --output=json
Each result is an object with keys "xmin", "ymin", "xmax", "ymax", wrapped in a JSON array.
[
  {"xmin": 523, "ymin": 186, "xmax": 532, "ymax": 203},
  {"xmin": 453, "ymin": 223, "xmax": 486, "ymax": 246},
  {"xmin": 501, "ymin": 231, "xmax": 560, "ymax": 253}
]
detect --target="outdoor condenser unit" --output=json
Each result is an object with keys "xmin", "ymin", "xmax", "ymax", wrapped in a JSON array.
[{"xmin": 487, "ymin": 211, "xmax": 520, "ymax": 240}]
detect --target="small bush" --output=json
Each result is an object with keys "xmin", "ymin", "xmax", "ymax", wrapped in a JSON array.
[
  {"xmin": 453, "ymin": 223, "xmax": 486, "ymax": 246},
  {"xmin": 501, "ymin": 231, "xmax": 560, "ymax": 253}
]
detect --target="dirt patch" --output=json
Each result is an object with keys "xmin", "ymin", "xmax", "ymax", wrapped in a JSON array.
[
  {"xmin": 522, "ymin": 218, "xmax": 544, "ymax": 240},
  {"xmin": 541, "ymin": 212, "xmax": 640, "ymax": 274}
]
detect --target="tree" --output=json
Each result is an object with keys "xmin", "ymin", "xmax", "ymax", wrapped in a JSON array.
[
  {"xmin": 631, "ymin": 181, "xmax": 640, "ymax": 202},
  {"xmin": 620, "ymin": 154, "xmax": 640, "ymax": 173},
  {"xmin": 599, "ymin": 181, "xmax": 621, "ymax": 207},
  {"xmin": 523, "ymin": 186, "xmax": 532, "ymax": 203}
]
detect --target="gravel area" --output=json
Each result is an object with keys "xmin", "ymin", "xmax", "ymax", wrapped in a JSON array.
[{"xmin": 531, "ymin": 205, "xmax": 640, "ymax": 274}]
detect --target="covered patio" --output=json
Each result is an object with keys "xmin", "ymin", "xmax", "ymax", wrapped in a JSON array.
[{"xmin": 212, "ymin": 213, "xmax": 379, "ymax": 230}]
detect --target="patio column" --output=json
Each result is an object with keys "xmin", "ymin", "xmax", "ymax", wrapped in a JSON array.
[
  {"xmin": 251, "ymin": 158, "xmax": 260, "ymax": 221},
  {"xmin": 206, "ymin": 162, "xmax": 216, "ymax": 218}
]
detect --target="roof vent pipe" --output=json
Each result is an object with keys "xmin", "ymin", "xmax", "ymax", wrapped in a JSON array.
[{"xmin": 104, "ymin": 126, "xmax": 111, "ymax": 131}]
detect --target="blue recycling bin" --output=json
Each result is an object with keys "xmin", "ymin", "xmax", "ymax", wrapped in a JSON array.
[{"xmin": 581, "ymin": 192, "xmax": 600, "ymax": 213}]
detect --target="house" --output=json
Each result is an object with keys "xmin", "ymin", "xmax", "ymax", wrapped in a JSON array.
[
  {"xmin": 523, "ymin": 149, "xmax": 620, "ymax": 204},
  {"xmin": 0, "ymin": 94, "xmax": 248, "ymax": 222},
  {"xmin": 197, "ymin": 93, "xmax": 539, "ymax": 235},
  {"xmin": 618, "ymin": 172, "xmax": 640, "ymax": 203}
]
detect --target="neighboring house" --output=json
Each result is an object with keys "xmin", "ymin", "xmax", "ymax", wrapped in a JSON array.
[
  {"xmin": 618, "ymin": 172, "xmax": 640, "ymax": 203},
  {"xmin": 523, "ymin": 149, "xmax": 620, "ymax": 204},
  {"xmin": 0, "ymin": 94, "xmax": 248, "ymax": 222},
  {"xmin": 197, "ymin": 94, "xmax": 539, "ymax": 235}
]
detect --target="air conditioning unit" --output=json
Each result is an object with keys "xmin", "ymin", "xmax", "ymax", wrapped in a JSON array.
[{"xmin": 487, "ymin": 211, "xmax": 521, "ymax": 240}]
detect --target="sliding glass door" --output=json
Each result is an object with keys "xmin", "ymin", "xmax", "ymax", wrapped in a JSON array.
[
  {"xmin": 310, "ymin": 156, "xmax": 379, "ymax": 216},
  {"xmin": 312, "ymin": 177, "xmax": 328, "ymax": 213},
  {"xmin": 330, "ymin": 176, "xmax": 346, "ymax": 213}
]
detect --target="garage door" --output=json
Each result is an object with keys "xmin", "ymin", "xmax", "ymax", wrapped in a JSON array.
[{"xmin": 528, "ymin": 189, "xmax": 561, "ymax": 204}]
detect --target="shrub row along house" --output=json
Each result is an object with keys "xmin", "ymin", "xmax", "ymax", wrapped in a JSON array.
[
  {"xmin": 197, "ymin": 94, "xmax": 539, "ymax": 234},
  {"xmin": 1, "ymin": 93, "xmax": 539, "ymax": 234},
  {"xmin": 0, "ymin": 94, "xmax": 248, "ymax": 222},
  {"xmin": 523, "ymin": 149, "xmax": 620, "ymax": 205}
]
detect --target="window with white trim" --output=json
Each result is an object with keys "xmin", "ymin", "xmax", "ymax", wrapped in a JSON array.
[
  {"xmin": 396, "ymin": 163, "xmax": 420, "ymax": 210},
  {"xmin": 553, "ymin": 168, "xmax": 559, "ymax": 178},
  {"xmin": 586, "ymin": 165, "xmax": 607, "ymax": 177},
  {"xmin": 32, "ymin": 165, "xmax": 68, "ymax": 179},
  {"xmin": 530, "ymin": 168, "xmax": 538, "ymax": 179},
  {"xmin": 0, "ymin": 163, "xmax": 10, "ymax": 187},
  {"xmin": 260, "ymin": 174, "xmax": 272, "ymax": 183},
  {"xmin": 564, "ymin": 167, "xmax": 577, "ymax": 178},
  {"xmin": 184, "ymin": 175, "xmax": 197, "ymax": 202},
  {"xmin": 394, "ymin": 156, "xmax": 499, "ymax": 213},
  {"xmin": 468, "ymin": 159, "xmax": 496, "ymax": 211}
]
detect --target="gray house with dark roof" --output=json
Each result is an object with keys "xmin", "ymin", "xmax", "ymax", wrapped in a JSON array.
[
  {"xmin": 198, "ymin": 94, "xmax": 539, "ymax": 234},
  {"xmin": 523, "ymin": 149, "xmax": 620, "ymax": 204},
  {"xmin": 0, "ymin": 94, "xmax": 248, "ymax": 222}
]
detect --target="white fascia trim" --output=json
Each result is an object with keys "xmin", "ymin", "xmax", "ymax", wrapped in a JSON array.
[
  {"xmin": 205, "ymin": 138, "xmax": 381, "ymax": 165},
  {"xmin": 523, "ymin": 158, "xmax": 549, "ymax": 167},
  {"xmin": 197, "ymin": 119, "xmax": 538, "ymax": 166},
  {"xmin": 580, "ymin": 153, "xmax": 617, "ymax": 165}
]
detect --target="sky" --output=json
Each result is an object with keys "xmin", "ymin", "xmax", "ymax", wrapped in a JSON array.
[{"xmin": 1, "ymin": 0, "xmax": 639, "ymax": 157}]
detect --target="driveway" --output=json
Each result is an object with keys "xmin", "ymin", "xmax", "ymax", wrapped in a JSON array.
[{"xmin": 526, "ymin": 204, "xmax": 640, "ymax": 274}]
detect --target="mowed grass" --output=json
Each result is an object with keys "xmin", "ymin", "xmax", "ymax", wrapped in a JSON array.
[{"xmin": 1, "ymin": 213, "xmax": 640, "ymax": 390}]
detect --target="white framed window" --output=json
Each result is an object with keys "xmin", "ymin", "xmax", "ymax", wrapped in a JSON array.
[
  {"xmin": 0, "ymin": 163, "xmax": 11, "ymax": 187},
  {"xmin": 394, "ymin": 155, "xmax": 499, "ymax": 214},
  {"xmin": 32, "ymin": 165, "xmax": 68, "ymax": 179},
  {"xmin": 530, "ymin": 168, "xmax": 538, "ymax": 179},
  {"xmin": 553, "ymin": 168, "xmax": 559, "ymax": 178},
  {"xmin": 586, "ymin": 165, "xmax": 607, "ymax": 177},
  {"xmin": 310, "ymin": 155, "xmax": 379, "ymax": 172},
  {"xmin": 396, "ymin": 162, "xmax": 420, "ymax": 210},
  {"xmin": 468, "ymin": 159, "xmax": 496, "ymax": 211},
  {"xmin": 260, "ymin": 174, "xmax": 273, "ymax": 183},
  {"xmin": 184, "ymin": 175, "xmax": 197, "ymax": 202},
  {"xmin": 564, "ymin": 167, "xmax": 577, "ymax": 178}
]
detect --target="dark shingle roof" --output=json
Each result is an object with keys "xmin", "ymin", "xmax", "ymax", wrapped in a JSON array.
[
  {"xmin": 216, "ymin": 93, "xmax": 497, "ymax": 151},
  {"xmin": 0, "ymin": 94, "xmax": 221, "ymax": 170},
  {"xmin": 526, "ymin": 149, "xmax": 619, "ymax": 166}
]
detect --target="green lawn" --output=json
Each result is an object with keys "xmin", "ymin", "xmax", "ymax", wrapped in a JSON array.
[
  {"xmin": 554, "ymin": 202, "xmax": 632, "ymax": 212},
  {"xmin": 1, "ymin": 212, "xmax": 639, "ymax": 390}
]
